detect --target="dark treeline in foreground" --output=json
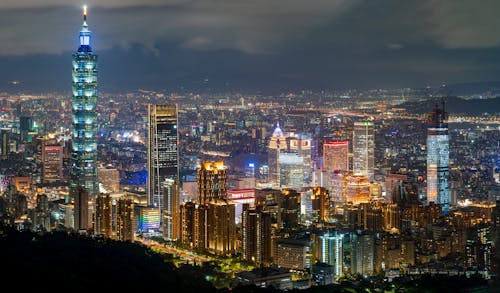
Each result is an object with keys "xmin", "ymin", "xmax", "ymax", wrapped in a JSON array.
[
  {"xmin": 0, "ymin": 225, "xmax": 214, "ymax": 292},
  {"xmin": 0, "ymin": 225, "xmax": 495, "ymax": 292}
]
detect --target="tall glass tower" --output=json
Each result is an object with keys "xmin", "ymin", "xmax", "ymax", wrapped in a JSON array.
[
  {"xmin": 147, "ymin": 104, "xmax": 179, "ymax": 236},
  {"xmin": 71, "ymin": 6, "xmax": 98, "ymax": 196},
  {"xmin": 427, "ymin": 102, "xmax": 449, "ymax": 215},
  {"xmin": 268, "ymin": 123, "xmax": 287, "ymax": 185},
  {"xmin": 353, "ymin": 121, "xmax": 374, "ymax": 181}
]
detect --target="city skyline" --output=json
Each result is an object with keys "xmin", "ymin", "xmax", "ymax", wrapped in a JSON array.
[
  {"xmin": 0, "ymin": 3, "xmax": 498, "ymax": 292},
  {"xmin": 3, "ymin": 2, "xmax": 500, "ymax": 93}
]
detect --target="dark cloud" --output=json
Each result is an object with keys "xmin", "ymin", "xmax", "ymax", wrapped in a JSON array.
[{"xmin": 1, "ymin": 0, "xmax": 500, "ymax": 92}]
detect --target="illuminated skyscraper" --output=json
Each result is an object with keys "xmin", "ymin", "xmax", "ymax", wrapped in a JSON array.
[
  {"xmin": 33, "ymin": 194, "xmax": 50, "ymax": 231},
  {"xmin": 345, "ymin": 174, "xmax": 371, "ymax": 204},
  {"xmin": 162, "ymin": 178, "xmax": 179, "ymax": 240},
  {"xmin": 74, "ymin": 186, "xmax": 90, "ymax": 231},
  {"xmin": 197, "ymin": 161, "xmax": 227, "ymax": 205},
  {"xmin": 353, "ymin": 121, "xmax": 374, "ymax": 181},
  {"xmin": 350, "ymin": 231, "xmax": 374, "ymax": 275},
  {"xmin": 323, "ymin": 141, "xmax": 349, "ymax": 173},
  {"xmin": 116, "ymin": 198, "xmax": 135, "ymax": 241},
  {"xmin": 289, "ymin": 134, "xmax": 312, "ymax": 185},
  {"xmin": 268, "ymin": 123, "xmax": 287, "ymax": 185},
  {"xmin": 315, "ymin": 231, "xmax": 344, "ymax": 278},
  {"xmin": 207, "ymin": 199, "xmax": 235, "ymax": 255},
  {"xmin": 95, "ymin": 194, "xmax": 112, "ymax": 237},
  {"xmin": 242, "ymin": 204, "xmax": 272, "ymax": 266},
  {"xmin": 147, "ymin": 104, "xmax": 179, "ymax": 213},
  {"xmin": 71, "ymin": 6, "xmax": 98, "ymax": 196},
  {"xmin": 427, "ymin": 103, "xmax": 449, "ymax": 215},
  {"xmin": 279, "ymin": 153, "xmax": 304, "ymax": 189},
  {"xmin": 1, "ymin": 128, "xmax": 10, "ymax": 160},
  {"xmin": 179, "ymin": 201, "xmax": 196, "ymax": 247},
  {"xmin": 42, "ymin": 143, "xmax": 63, "ymax": 183},
  {"xmin": 329, "ymin": 171, "xmax": 347, "ymax": 204}
]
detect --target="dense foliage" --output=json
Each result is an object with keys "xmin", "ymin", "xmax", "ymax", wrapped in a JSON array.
[{"xmin": 0, "ymin": 225, "xmax": 495, "ymax": 292}]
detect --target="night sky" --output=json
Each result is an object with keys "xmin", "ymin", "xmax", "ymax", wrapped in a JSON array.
[{"xmin": 1, "ymin": 0, "xmax": 500, "ymax": 93}]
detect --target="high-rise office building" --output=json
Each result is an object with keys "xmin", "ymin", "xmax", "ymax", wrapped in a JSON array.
[
  {"xmin": 465, "ymin": 223, "xmax": 494, "ymax": 274},
  {"xmin": 1, "ymin": 128, "xmax": 10, "ymax": 160},
  {"xmin": 315, "ymin": 231, "xmax": 344, "ymax": 278},
  {"xmin": 42, "ymin": 143, "xmax": 63, "ymax": 183},
  {"xmin": 179, "ymin": 162, "xmax": 235, "ymax": 253},
  {"xmin": 350, "ymin": 231, "xmax": 374, "ymax": 275},
  {"xmin": 242, "ymin": 204, "xmax": 272, "ymax": 266},
  {"xmin": 197, "ymin": 161, "xmax": 227, "ymax": 205},
  {"xmin": 329, "ymin": 171, "xmax": 347, "ymax": 205},
  {"xmin": 268, "ymin": 124, "xmax": 287, "ymax": 185},
  {"xmin": 281, "ymin": 189, "xmax": 301, "ymax": 230},
  {"xmin": 95, "ymin": 194, "xmax": 112, "ymax": 237},
  {"xmin": 20, "ymin": 116, "xmax": 34, "ymax": 143},
  {"xmin": 179, "ymin": 201, "xmax": 196, "ymax": 247},
  {"xmin": 194, "ymin": 204, "xmax": 208, "ymax": 250},
  {"xmin": 147, "ymin": 104, "xmax": 179, "ymax": 213},
  {"xmin": 74, "ymin": 186, "xmax": 90, "ymax": 231},
  {"xmin": 289, "ymin": 134, "xmax": 313, "ymax": 185},
  {"xmin": 33, "ymin": 194, "xmax": 50, "ymax": 231},
  {"xmin": 162, "ymin": 178, "xmax": 179, "ymax": 240},
  {"xmin": 2, "ymin": 185, "xmax": 27, "ymax": 226},
  {"xmin": 353, "ymin": 121, "xmax": 374, "ymax": 181},
  {"xmin": 427, "ymin": 103, "xmax": 449, "ymax": 215},
  {"xmin": 311, "ymin": 187, "xmax": 329, "ymax": 223},
  {"xmin": 116, "ymin": 198, "xmax": 134, "ymax": 241},
  {"xmin": 345, "ymin": 174, "xmax": 371, "ymax": 204},
  {"xmin": 278, "ymin": 153, "xmax": 304, "ymax": 189},
  {"xmin": 323, "ymin": 141, "xmax": 349, "ymax": 173},
  {"xmin": 71, "ymin": 6, "xmax": 98, "ymax": 196},
  {"xmin": 207, "ymin": 199, "xmax": 235, "ymax": 255}
]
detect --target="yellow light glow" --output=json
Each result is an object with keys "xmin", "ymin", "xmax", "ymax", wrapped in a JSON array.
[{"xmin": 83, "ymin": 5, "xmax": 87, "ymax": 16}]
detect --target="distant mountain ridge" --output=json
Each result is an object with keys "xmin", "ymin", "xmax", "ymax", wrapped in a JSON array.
[
  {"xmin": 437, "ymin": 81, "xmax": 500, "ymax": 96},
  {"xmin": 398, "ymin": 96, "xmax": 500, "ymax": 115}
]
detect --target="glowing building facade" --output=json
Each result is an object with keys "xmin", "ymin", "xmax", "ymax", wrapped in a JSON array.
[
  {"xmin": 323, "ymin": 141, "xmax": 349, "ymax": 173},
  {"xmin": 162, "ymin": 178, "xmax": 180, "ymax": 240},
  {"xmin": 147, "ymin": 104, "xmax": 179, "ymax": 213},
  {"xmin": 289, "ymin": 134, "xmax": 312, "ymax": 185},
  {"xmin": 353, "ymin": 121, "xmax": 374, "ymax": 181},
  {"xmin": 42, "ymin": 143, "xmax": 63, "ymax": 183},
  {"xmin": 279, "ymin": 152, "xmax": 304, "ymax": 189},
  {"xmin": 316, "ymin": 231, "xmax": 344, "ymax": 278},
  {"xmin": 345, "ymin": 174, "xmax": 371, "ymax": 204},
  {"xmin": 197, "ymin": 161, "xmax": 227, "ymax": 205},
  {"xmin": 427, "ymin": 103, "xmax": 449, "ymax": 214},
  {"xmin": 268, "ymin": 124, "xmax": 287, "ymax": 185},
  {"xmin": 71, "ymin": 6, "xmax": 98, "ymax": 195}
]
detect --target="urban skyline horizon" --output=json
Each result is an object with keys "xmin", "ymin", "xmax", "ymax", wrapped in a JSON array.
[{"xmin": 0, "ymin": 3, "xmax": 498, "ymax": 292}]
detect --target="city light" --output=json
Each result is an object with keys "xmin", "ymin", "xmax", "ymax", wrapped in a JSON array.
[{"xmin": 0, "ymin": 3, "xmax": 498, "ymax": 293}]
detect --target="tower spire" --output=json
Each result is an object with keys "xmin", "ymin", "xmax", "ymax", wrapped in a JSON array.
[{"xmin": 79, "ymin": 5, "xmax": 91, "ymax": 47}]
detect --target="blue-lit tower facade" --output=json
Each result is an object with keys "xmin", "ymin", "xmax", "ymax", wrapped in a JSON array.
[
  {"xmin": 71, "ymin": 6, "xmax": 98, "ymax": 196},
  {"xmin": 426, "ymin": 102, "xmax": 449, "ymax": 215}
]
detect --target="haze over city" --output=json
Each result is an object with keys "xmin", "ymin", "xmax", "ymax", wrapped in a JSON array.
[{"xmin": 3, "ymin": 1, "xmax": 500, "ymax": 92}]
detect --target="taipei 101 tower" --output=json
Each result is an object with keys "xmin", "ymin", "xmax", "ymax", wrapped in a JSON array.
[{"xmin": 71, "ymin": 5, "xmax": 98, "ymax": 200}]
